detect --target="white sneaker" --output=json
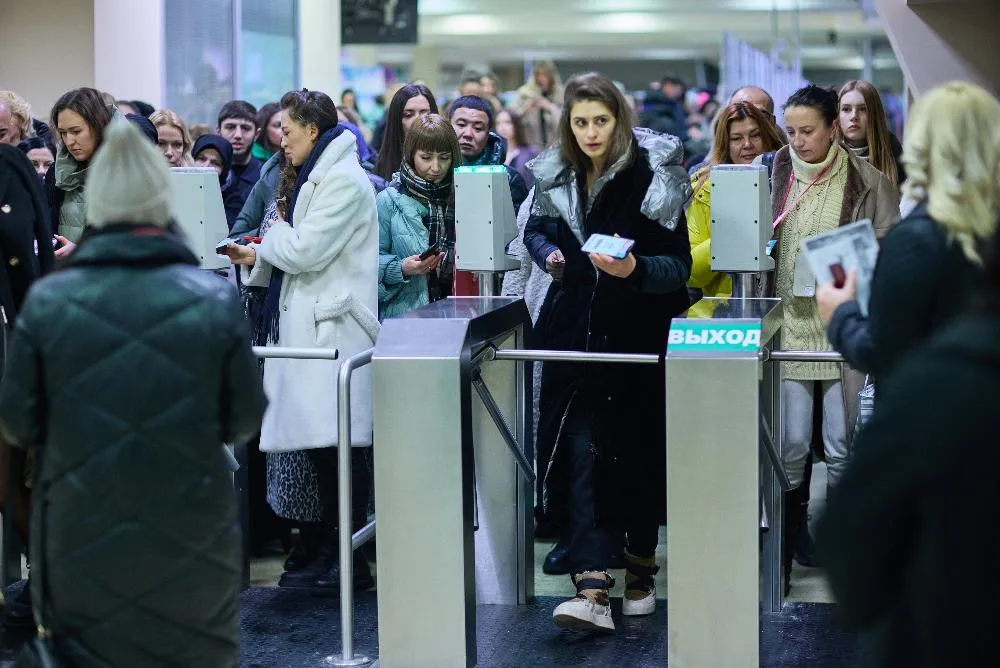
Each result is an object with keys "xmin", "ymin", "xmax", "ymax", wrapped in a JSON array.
[
  {"xmin": 622, "ymin": 584, "xmax": 656, "ymax": 616},
  {"xmin": 622, "ymin": 553, "xmax": 659, "ymax": 617},
  {"xmin": 553, "ymin": 571, "xmax": 615, "ymax": 633}
]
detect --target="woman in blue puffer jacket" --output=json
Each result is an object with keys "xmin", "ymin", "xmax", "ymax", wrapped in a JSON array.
[{"xmin": 377, "ymin": 114, "xmax": 463, "ymax": 319}]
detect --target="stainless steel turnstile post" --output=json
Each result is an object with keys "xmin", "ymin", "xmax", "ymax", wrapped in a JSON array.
[
  {"xmin": 664, "ymin": 298, "xmax": 783, "ymax": 668},
  {"xmin": 372, "ymin": 297, "xmax": 533, "ymax": 668}
]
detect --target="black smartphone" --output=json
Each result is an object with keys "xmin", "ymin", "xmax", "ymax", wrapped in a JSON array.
[{"xmin": 418, "ymin": 245, "xmax": 440, "ymax": 261}]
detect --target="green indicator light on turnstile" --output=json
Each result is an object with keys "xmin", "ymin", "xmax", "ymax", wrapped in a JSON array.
[
  {"xmin": 667, "ymin": 320, "xmax": 763, "ymax": 352},
  {"xmin": 454, "ymin": 165, "xmax": 506, "ymax": 174}
]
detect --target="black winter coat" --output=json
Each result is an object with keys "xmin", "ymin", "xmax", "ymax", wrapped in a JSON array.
[
  {"xmin": 818, "ymin": 313, "xmax": 1000, "ymax": 668},
  {"xmin": 827, "ymin": 204, "xmax": 982, "ymax": 381},
  {"xmin": 0, "ymin": 145, "xmax": 56, "ymax": 324},
  {"xmin": 524, "ymin": 144, "xmax": 691, "ymax": 524},
  {"xmin": 0, "ymin": 225, "xmax": 265, "ymax": 668}
]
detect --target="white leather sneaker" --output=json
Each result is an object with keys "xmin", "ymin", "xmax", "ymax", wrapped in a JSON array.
[
  {"xmin": 622, "ymin": 553, "xmax": 659, "ymax": 617},
  {"xmin": 553, "ymin": 571, "xmax": 615, "ymax": 633}
]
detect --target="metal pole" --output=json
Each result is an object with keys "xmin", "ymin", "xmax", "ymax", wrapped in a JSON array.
[
  {"xmin": 730, "ymin": 273, "xmax": 757, "ymax": 301},
  {"xmin": 763, "ymin": 350, "xmax": 844, "ymax": 363},
  {"xmin": 471, "ymin": 376, "xmax": 537, "ymax": 483},
  {"xmin": 253, "ymin": 346, "xmax": 339, "ymax": 360},
  {"xmin": 352, "ymin": 520, "xmax": 376, "ymax": 552},
  {"xmin": 491, "ymin": 349, "xmax": 660, "ymax": 365},
  {"xmin": 330, "ymin": 348, "xmax": 375, "ymax": 667}
]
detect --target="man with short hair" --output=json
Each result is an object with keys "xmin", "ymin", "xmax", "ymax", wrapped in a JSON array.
[
  {"xmin": 730, "ymin": 85, "xmax": 776, "ymax": 121},
  {"xmin": 217, "ymin": 100, "xmax": 262, "ymax": 207},
  {"xmin": 447, "ymin": 96, "xmax": 528, "ymax": 295},
  {"xmin": 448, "ymin": 96, "xmax": 527, "ymax": 213}
]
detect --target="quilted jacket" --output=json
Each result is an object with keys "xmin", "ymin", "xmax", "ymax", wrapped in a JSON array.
[{"xmin": 0, "ymin": 224, "xmax": 265, "ymax": 668}]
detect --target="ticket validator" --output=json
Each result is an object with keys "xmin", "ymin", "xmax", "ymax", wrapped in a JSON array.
[{"xmin": 171, "ymin": 167, "xmax": 230, "ymax": 271}]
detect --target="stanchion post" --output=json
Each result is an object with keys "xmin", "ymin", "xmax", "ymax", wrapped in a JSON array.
[{"xmin": 330, "ymin": 348, "xmax": 374, "ymax": 668}]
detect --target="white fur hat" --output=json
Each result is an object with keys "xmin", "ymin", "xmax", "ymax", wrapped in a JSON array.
[{"xmin": 86, "ymin": 118, "xmax": 174, "ymax": 228}]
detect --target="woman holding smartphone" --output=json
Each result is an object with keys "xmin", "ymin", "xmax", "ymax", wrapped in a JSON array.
[
  {"xmin": 377, "ymin": 114, "xmax": 462, "ymax": 319},
  {"xmin": 523, "ymin": 72, "xmax": 692, "ymax": 633}
]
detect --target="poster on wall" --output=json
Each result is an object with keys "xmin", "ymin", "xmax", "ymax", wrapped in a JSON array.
[{"xmin": 342, "ymin": 0, "xmax": 419, "ymax": 45}]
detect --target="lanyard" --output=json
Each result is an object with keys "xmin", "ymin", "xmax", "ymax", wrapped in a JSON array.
[{"xmin": 772, "ymin": 161, "xmax": 833, "ymax": 230}]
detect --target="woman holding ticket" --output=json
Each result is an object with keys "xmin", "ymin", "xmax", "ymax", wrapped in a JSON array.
[
  {"xmin": 765, "ymin": 84, "xmax": 899, "ymax": 597},
  {"xmin": 816, "ymin": 82, "xmax": 1000, "ymax": 381},
  {"xmin": 523, "ymin": 72, "xmax": 693, "ymax": 633}
]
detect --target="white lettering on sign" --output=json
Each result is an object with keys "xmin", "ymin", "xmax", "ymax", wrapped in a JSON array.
[{"xmin": 669, "ymin": 326, "xmax": 762, "ymax": 348}]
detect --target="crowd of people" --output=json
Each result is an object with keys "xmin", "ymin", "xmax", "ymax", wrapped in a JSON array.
[{"xmin": 0, "ymin": 61, "xmax": 998, "ymax": 668}]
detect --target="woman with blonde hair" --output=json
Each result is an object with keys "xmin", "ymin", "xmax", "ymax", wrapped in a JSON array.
[
  {"xmin": 514, "ymin": 61, "xmax": 564, "ymax": 149},
  {"xmin": 686, "ymin": 102, "xmax": 786, "ymax": 310},
  {"xmin": 149, "ymin": 108, "xmax": 193, "ymax": 167},
  {"xmin": 818, "ymin": 81, "xmax": 1000, "ymax": 381},
  {"xmin": 838, "ymin": 80, "xmax": 904, "ymax": 189}
]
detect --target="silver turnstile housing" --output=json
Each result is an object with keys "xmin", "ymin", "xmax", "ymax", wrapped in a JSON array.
[
  {"xmin": 372, "ymin": 297, "xmax": 533, "ymax": 668},
  {"xmin": 665, "ymin": 297, "xmax": 784, "ymax": 668}
]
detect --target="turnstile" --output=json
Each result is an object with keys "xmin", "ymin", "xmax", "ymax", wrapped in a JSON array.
[
  {"xmin": 372, "ymin": 297, "xmax": 534, "ymax": 668},
  {"xmin": 664, "ymin": 297, "xmax": 785, "ymax": 668}
]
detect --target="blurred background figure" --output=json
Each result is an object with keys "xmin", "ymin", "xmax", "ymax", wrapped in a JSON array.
[
  {"xmin": 514, "ymin": 61, "xmax": 564, "ymax": 149},
  {"xmin": 17, "ymin": 137, "xmax": 56, "ymax": 181},
  {"xmin": 150, "ymin": 108, "xmax": 194, "ymax": 167}
]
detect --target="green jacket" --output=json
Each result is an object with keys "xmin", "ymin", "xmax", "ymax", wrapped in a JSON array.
[
  {"xmin": 377, "ymin": 184, "xmax": 432, "ymax": 320},
  {"xmin": 0, "ymin": 225, "xmax": 265, "ymax": 668}
]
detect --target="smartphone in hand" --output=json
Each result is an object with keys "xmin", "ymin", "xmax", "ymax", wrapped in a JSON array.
[{"xmin": 418, "ymin": 245, "xmax": 440, "ymax": 261}]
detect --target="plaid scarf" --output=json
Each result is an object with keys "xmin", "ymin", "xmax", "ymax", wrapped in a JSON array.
[{"xmin": 397, "ymin": 161, "xmax": 456, "ymax": 300}]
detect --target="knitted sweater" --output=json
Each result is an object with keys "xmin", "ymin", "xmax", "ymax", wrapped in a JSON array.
[{"xmin": 777, "ymin": 142, "xmax": 849, "ymax": 380}]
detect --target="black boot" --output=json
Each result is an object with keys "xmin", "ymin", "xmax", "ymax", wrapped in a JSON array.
[
  {"xmin": 782, "ymin": 486, "xmax": 807, "ymax": 598},
  {"xmin": 312, "ymin": 550, "xmax": 375, "ymax": 596},
  {"xmin": 308, "ymin": 446, "xmax": 375, "ymax": 596},
  {"xmin": 283, "ymin": 522, "xmax": 322, "ymax": 572},
  {"xmin": 543, "ymin": 536, "xmax": 572, "ymax": 575}
]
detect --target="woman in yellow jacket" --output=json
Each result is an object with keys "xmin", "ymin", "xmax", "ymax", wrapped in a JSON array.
[{"xmin": 686, "ymin": 102, "xmax": 786, "ymax": 315}]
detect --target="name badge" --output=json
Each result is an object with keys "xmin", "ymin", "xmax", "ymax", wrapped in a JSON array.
[{"xmin": 792, "ymin": 251, "xmax": 816, "ymax": 297}]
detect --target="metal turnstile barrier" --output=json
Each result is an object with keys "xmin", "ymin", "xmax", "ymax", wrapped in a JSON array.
[
  {"xmin": 372, "ymin": 297, "xmax": 535, "ymax": 668},
  {"xmin": 664, "ymin": 297, "xmax": 845, "ymax": 668}
]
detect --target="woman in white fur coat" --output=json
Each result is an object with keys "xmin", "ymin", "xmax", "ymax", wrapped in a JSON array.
[{"xmin": 224, "ymin": 89, "xmax": 379, "ymax": 592}]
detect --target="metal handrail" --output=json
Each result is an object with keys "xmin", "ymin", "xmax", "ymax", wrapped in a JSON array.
[
  {"xmin": 763, "ymin": 349, "xmax": 845, "ymax": 363},
  {"xmin": 490, "ymin": 348, "xmax": 660, "ymax": 364},
  {"xmin": 335, "ymin": 348, "xmax": 376, "ymax": 667},
  {"xmin": 253, "ymin": 346, "xmax": 339, "ymax": 360}
]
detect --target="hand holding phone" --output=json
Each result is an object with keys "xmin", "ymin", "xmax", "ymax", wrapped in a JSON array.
[
  {"xmin": 418, "ymin": 244, "xmax": 440, "ymax": 261},
  {"xmin": 581, "ymin": 233, "xmax": 635, "ymax": 259}
]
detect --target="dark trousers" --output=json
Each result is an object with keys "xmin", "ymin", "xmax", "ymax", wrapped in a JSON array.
[
  {"xmin": 306, "ymin": 446, "xmax": 372, "ymax": 550},
  {"xmin": 563, "ymin": 401, "xmax": 658, "ymax": 572}
]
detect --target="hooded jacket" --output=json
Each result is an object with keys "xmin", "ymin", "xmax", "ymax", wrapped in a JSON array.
[
  {"xmin": 0, "ymin": 225, "xmax": 265, "ymax": 667},
  {"xmin": 194, "ymin": 134, "xmax": 243, "ymax": 230},
  {"xmin": 524, "ymin": 127, "xmax": 693, "ymax": 523}
]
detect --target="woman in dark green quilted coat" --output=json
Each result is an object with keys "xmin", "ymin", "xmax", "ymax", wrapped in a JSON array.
[{"xmin": 0, "ymin": 119, "xmax": 266, "ymax": 667}]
